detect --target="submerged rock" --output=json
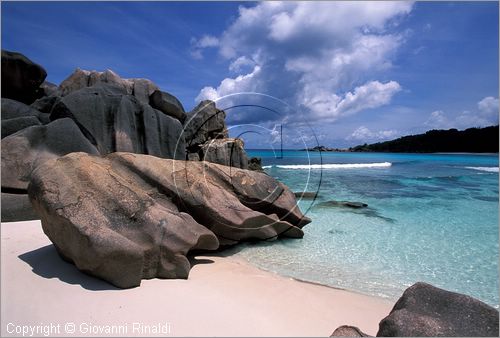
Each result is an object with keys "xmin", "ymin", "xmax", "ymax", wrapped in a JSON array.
[
  {"xmin": 1, "ymin": 50, "xmax": 47, "ymax": 104},
  {"xmin": 28, "ymin": 152, "xmax": 310, "ymax": 287},
  {"xmin": 294, "ymin": 191, "xmax": 319, "ymax": 199},
  {"xmin": 377, "ymin": 282, "xmax": 499, "ymax": 337},
  {"xmin": 317, "ymin": 200, "xmax": 368, "ymax": 208}
]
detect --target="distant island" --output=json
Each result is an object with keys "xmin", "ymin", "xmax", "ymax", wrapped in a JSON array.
[
  {"xmin": 304, "ymin": 145, "xmax": 350, "ymax": 152},
  {"xmin": 304, "ymin": 125, "xmax": 499, "ymax": 153}
]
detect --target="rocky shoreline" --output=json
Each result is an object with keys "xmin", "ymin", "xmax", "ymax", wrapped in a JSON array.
[
  {"xmin": 1, "ymin": 50, "xmax": 498, "ymax": 336},
  {"xmin": 1, "ymin": 50, "xmax": 309, "ymax": 287}
]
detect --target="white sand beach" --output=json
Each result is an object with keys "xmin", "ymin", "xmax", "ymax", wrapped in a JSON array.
[{"xmin": 1, "ymin": 220, "xmax": 393, "ymax": 337}]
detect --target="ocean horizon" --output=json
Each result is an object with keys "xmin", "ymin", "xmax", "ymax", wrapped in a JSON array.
[{"xmin": 237, "ymin": 150, "xmax": 499, "ymax": 308}]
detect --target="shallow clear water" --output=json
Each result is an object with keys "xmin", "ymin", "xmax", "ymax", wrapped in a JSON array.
[{"xmin": 238, "ymin": 150, "xmax": 499, "ymax": 307}]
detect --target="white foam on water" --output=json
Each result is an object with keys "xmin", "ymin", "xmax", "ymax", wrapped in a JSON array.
[
  {"xmin": 266, "ymin": 162, "xmax": 392, "ymax": 170},
  {"xmin": 465, "ymin": 166, "xmax": 499, "ymax": 173}
]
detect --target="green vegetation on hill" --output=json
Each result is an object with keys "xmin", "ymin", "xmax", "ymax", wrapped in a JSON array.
[{"xmin": 350, "ymin": 125, "xmax": 499, "ymax": 153}]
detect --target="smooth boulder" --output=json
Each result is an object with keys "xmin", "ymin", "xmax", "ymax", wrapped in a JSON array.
[
  {"xmin": 149, "ymin": 90, "xmax": 186, "ymax": 122},
  {"xmin": 1, "ymin": 193, "xmax": 39, "ymax": 222},
  {"xmin": 1, "ymin": 50, "xmax": 47, "ymax": 104},
  {"xmin": 377, "ymin": 282, "xmax": 499, "ymax": 337},
  {"xmin": 1, "ymin": 98, "xmax": 48, "ymax": 122},
  {"xmin": 2, "ymin": 116, "xmax": 41, "ymax": 138},
  {"xmin": 28, "ymin": 152, "xmax": 310, "ymax": 287},
  {"xmin": 1, "ymin": 118, "xmax": 99, "ymax": 191}
]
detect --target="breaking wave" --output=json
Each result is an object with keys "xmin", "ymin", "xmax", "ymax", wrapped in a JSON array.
[
  {"xmin": 465, "ymin": 166, "xmax": 499, "ymax": 173},
  {"xmin": 263, "ymin": 162, "xmax": 392, "ymax": 170}
]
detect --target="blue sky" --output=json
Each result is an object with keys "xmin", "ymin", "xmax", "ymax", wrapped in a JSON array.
[{"xmin": 2, "ymin": 1, "xmax": 498, "ymax": 148}]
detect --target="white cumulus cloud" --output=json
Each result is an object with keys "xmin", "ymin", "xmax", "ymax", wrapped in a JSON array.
[
  {"xmin": 425, "ymin": 97, "xmax": 499, "ymax": 130},
  {"xmin": 190, "ymin": 34, "xmax": 220, "ymax": 59},
  {"xmin": 193, "ymin": 1, "xmax": 413, "ymax": 123},
  {"xmin": 348, "ymin": 126, "xmax": 400, "ymax": 141}
]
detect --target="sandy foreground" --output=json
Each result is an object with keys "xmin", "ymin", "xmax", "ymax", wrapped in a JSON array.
[{"xmin": 1, "ymin": 220, "xmax": 393, "ymax": 337}]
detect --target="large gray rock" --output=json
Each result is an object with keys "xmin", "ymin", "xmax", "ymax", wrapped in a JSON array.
[
  {"xmin": 50, "ymin": 84, "xmax": 185, "ymax": 159},
  {"xmin": 200, "ymin": 138, "xmax": 249, "ymax": 169},
  {"xmin": 1, "ymin": 193, "xmax": 39, "ymax": 222},
  {"xmin": 59, "ymin": 68, "xmax": 158, "ymax": 104},
  {"xmin": 2, "ymin": 116, "xmax": 41, "ymax": 138},
  {"xmin": 1, "ymin": 118, "xmax": 99, "ymax": 191},
  {"xmin": 183, "ymin": 100, "xmax": 251, "ymax": 169},
  {"xmin": 1, "ymin": 50, "xmax": 47, "ymax": 104},
  {"xmin": 377, "ymin": 282, "xmax": 499, "ymax": 337},
  {"xmin": 1, "ymin": 98, "xmax": 48, "ymax": 121},
  {"xmin": 149, "ymin": 90, "xmax": 186, "ymax": 122},
  {"xmin": 184, "ymin": 100, "xmax": 228, "ymax": 148},
  {"xmin": 133, "ymin": 78, "xmax": 159, "ymax": 105},
  {"xmin": 30, "ymin": 95, "xmax": 60, "ymax": 115},
  {"xmin": 28, "ymin": 152, "xmax": 310, "ymax": 287}
]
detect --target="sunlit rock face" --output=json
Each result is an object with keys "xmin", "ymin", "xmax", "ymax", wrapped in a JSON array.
[{"xmin": 28, "ymin": 152, "xmax": 310, "ymax": 287}]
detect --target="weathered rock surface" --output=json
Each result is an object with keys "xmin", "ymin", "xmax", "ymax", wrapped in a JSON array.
[
  {"xmin": 248, "ymin": 157, "xmax": 264, "ymax": 171},
  {"xmin": 331, "ymin": 325, "xmax": 371, "ymax": 337},
  {"xmin": 1, "ymin": 193, "xmax": 39, "ymax": 222},
  {"xmin": 40, "ymin": 81, "xmax": 59, "ymax": 97},
  {"xmin": 50, "ymin": 84, "xmax": 185, "ymax": 159},
  {"xmin": 377, "ymin": 282, "xmax": 499, "ymax": 337},
  {"xmin": 30, "ymin": 95, "xmax": 60, "ymax": 115},
  {"xmin": 184, "ymin": 100, "xmax": 253, "ymax": 169},
  {"xmin": 184, "ymin": 100, "xmax": 228, "ymax": 148},
  {"xmin": 2, "ymin": 116, "xmax": 42, "ymax": 138},
  {"xmin": 58, "ymin": 68, "xmax": 158, "ymax": 104},
  {"xmin": 1, "ymin": 50, "xmax": 47, "ymax": 104},
  {"xmin": 28, "ymin": 152, "xmax": 310, "ymax": 287},
  {"xmin": 1, "ymin": 118, "xmax": 99, "ymax": 191},
  {"xmin": 149, "ymin": 90, "xmax": 186, "ymax": 122},
  {"xmin": 1, "ymin": 98, "xmax": 49, "ymax": 123},
  {"xmin": 200, "ymin": 138, "xmax": 248, "ymax": 169}
]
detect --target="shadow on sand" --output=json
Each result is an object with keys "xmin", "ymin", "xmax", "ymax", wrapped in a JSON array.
[{"xmin": 18, "ymin": 244, "xmax": 119, "ymax": 291}]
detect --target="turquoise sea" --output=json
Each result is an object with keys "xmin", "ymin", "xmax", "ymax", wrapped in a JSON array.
[{"xmin": 237, "ymin": 150, "xmax": 499, "ymax": 307}]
